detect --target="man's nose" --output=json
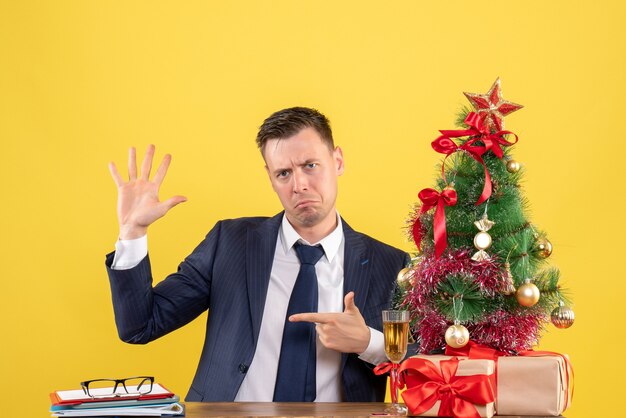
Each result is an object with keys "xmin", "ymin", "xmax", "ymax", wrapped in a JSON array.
[{"xmin": 292, "ymin": 170, "xmax": 308, "ymax": 193}]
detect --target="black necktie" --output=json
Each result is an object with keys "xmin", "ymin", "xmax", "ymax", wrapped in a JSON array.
[{"xmin": 273, "ymin": 243, "xmax": 325, "ymax": 402}]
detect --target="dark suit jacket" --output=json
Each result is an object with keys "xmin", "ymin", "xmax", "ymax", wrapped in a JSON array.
[{"xmin": 106, "ymin": 212, "xmax": 408, "ymax": 402}]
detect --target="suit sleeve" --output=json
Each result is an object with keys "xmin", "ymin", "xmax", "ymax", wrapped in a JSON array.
[{"xmin": 105, "ymin": 221, "xmax": 222, "ymax": 344}]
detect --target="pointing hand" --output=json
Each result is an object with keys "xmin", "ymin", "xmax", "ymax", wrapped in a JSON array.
[{"xmin": 289, "ymin": 291, "xmax": 370, "ymax": 354}]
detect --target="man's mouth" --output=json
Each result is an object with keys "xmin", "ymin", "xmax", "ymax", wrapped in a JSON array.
[{"xmin": 294, "ymin": 200, "xmax": 316, "ymax": 209}]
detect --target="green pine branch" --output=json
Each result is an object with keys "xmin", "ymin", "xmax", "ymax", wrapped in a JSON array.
[{"xmin": 435, "ymin": 274, "xmax": 489, "ymax": 322}]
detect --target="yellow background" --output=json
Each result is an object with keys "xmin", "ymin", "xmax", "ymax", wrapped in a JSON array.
[{"xmin": 1, "ymin": 1, "xmax": 624, "ymax": 416}]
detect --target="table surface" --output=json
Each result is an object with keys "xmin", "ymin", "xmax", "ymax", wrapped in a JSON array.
[{"xmin": 183, "ymin": 402, "xmax": 564, "ymax": 417}]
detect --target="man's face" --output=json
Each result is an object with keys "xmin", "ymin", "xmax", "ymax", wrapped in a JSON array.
[{"xmin": 263, "ymin": 127, "xmax": 344, "ymax": 232}]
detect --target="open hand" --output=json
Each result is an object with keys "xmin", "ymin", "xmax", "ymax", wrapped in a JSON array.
[
  {"xmin": 109, "ymin": 145, "xmax": 187, "ymax": 239},
  {"xmin": 289, "ymin": 291, "xmax": 370, "ymax": 354}
]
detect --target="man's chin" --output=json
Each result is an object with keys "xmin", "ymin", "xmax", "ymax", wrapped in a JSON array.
[
  {"xmin": 297, "ymin": 214, "xmax": 322, "ymax": 227},
  {"xmin": 289, "ymin": 209, "xmax": 324, "ymax": 228}
]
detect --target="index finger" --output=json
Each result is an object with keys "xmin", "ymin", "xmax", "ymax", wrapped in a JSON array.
[
  {"xmin": 152, "ymin": 153, "xmax": 172, "ymax": 186},
  {"xmin": 289, "ymin": 312, "xmax": 336, "ymax": 324}
]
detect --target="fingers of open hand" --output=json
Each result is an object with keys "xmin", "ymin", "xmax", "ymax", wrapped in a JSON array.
[
  {"xmin": 118, "ymin": 145, "xmax": 171, "ymax": 187},
  {"xmin": 140, "ymin": 144, "xmax": 155, "ymax": 181},
  {"xmin": 128, "ymin": 147, "xmax": 137, "ymax": 180},
  {"xmin": 153, "ymin": 153, "xmax": 172, "ymax": 186},
  {"xmin": 109, "ymin": 162, "xmax": 123, "ymax": 187}
]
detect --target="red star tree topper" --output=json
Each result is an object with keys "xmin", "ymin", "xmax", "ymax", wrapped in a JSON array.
[{"xmin": 463, "ymin": 77, "xmax": 523, "ymax": 131}]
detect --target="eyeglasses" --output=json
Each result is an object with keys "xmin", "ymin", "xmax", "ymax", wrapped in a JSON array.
[{"xmin": 80, "ymin": 376, "xmax": 154, "ymax": 398}]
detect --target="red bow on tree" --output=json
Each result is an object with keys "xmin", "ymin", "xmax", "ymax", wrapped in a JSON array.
[
  {"xmin": 412, "ymin": 186, "xmax": 457, "ymax": 258},
  {"xmin": 431, "ymin": 112, "xmax": 518, "ymax": 205},
  {"xmin": 399, "ymin": 357, "xmax": 495, "ymax": 418}
]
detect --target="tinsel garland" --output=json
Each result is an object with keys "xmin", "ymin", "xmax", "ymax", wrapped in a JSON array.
[
  {"xmin": 404, "ymin": 249, "xmax": 503, "ymax": 305},
  {"xmin": 469, "ymin": 310, "xmax": 546, "ymax": 353},
  {"xmin": 414, "ymin": 309, "xmax": 546, "ymax": 354},
  {"xmin": 403, "ymin": 248, "xmax": 547, "ymax": 353}
]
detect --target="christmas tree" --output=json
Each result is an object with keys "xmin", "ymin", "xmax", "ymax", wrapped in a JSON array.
[{"xmin": 400, "ymin": 78, "xmax": 574, "ymax": 355}]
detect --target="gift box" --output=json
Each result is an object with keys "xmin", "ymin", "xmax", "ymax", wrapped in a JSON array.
[
  {"xmin": 496, "ymin": 354, "xmax": 572, "ymax": 416},
  {"xmin": 399, "ymin": 355, "xmax": 496, "ymax": 418}
]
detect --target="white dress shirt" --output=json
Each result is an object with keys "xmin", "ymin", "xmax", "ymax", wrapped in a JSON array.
[{"xmin": 111, "ymin": 213, "xmax": 386, "ymax": 401}]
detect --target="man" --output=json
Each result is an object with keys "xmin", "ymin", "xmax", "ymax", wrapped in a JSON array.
[{"xmin": 106, "ymin": 107, "xmax": 408, "ymax": 402}]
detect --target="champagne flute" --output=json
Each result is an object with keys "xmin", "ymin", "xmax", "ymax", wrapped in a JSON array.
[{"xmin": 382, "ymin": 310, "xmax": 409, "ymax": 416}]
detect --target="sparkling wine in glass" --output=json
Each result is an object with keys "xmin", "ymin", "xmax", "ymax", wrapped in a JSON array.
[{"xmin": 382, "ymin": 310, "xmax": 409, "ymax": 416}]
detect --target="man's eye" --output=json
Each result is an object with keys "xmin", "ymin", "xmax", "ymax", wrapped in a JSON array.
[
  {"xmin": 277, "ymin": 171, "xmax": 289, "ymax": 178},
  {"xmin": 306, "ymin": 163, "xmax": 317, "ymax": 169}
]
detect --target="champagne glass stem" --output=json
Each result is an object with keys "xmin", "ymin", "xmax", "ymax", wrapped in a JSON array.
[{"xmin": 390, "ymin": 366, "xmax": 398, "ymax": 404}]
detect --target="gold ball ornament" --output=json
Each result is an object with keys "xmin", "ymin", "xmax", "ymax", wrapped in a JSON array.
[
  {"xmin": 445, "ymin": 324, "xmax": 470, "ymax": 348},
  {"xmin": 551, "ymin": 302, "xmax": 575, "ymax": 329},
  {"xmin": 516, "ymin": 279, "xmax": 540, "ymax": 307},
  {"xmin": 506, "ymin": 159, "xmax": 521, "ymax": 173},
  {"xmin": 536, "ymin": 237, "xmax": 553, "ymax": 258},
  {"xmin": 397, "ymin": 267, "xmax": 412, "ymax": 290}
]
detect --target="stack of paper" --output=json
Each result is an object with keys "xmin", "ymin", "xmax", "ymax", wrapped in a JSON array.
[{"xmin": 50, "ymin": 383, "xmax": 184, "ymax": 417}]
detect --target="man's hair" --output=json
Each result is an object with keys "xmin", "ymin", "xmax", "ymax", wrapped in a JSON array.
[{"xmin": 256, "ymin": 107, "xmax": 334, "ymax": 154}]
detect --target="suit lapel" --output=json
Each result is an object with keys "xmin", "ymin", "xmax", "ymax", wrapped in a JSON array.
[
  {"xmin": 341, "ymin": 219, "xmax": 371, "ymax": 372},
  {"xmin": 246, "ymin": 212, "xmax": 282, "ymax": 343},
  {"xmin": 341, "ymin": 218, "xmax": 371, "ymax": 310}
]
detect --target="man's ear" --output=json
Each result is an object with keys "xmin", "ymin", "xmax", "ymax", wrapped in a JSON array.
[{"xmin": 334, "ymin": 146, "xmax": 345, "ymax": 175}]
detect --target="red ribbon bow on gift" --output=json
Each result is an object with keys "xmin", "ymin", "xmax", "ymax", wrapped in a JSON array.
[
  {"xmin": 412, "ymin": 187, "xmax": 457, "ymax": 258},
  {"xmin": 399, "ymin": 357, "xmax": 495, "ymax": 418},
  {"xmin": 432, "ymin": 112, "xmax": 519, "ymax": 206}
]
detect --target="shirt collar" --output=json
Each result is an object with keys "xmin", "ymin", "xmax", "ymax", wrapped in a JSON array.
[{"xmin": 280, "ymin": 212, "xmax": 344, "ymax": 263}]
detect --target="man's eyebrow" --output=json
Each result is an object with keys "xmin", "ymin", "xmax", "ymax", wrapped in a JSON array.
[
  {"xmin": 301, "ymin": 158, "xmax": 319, "ymax": 165},
  {"xmin": 271, "ymin": 158, "xmax": 319, "ymax": 175},
  {"xmin": 272, "ymin": 167, "xmax": 291, "ymax": 175}
]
